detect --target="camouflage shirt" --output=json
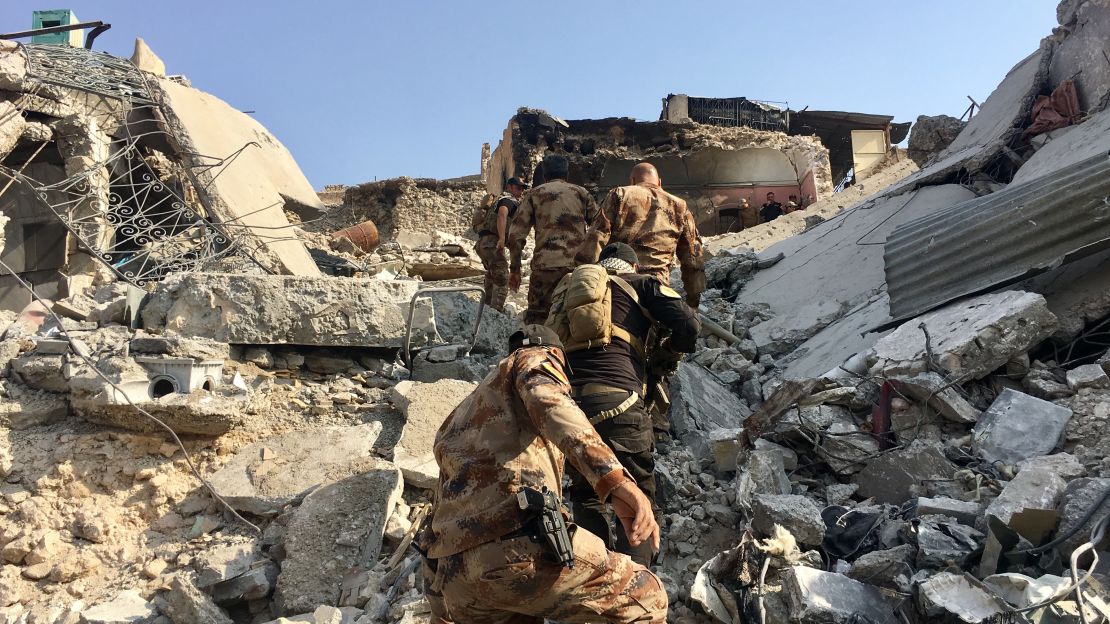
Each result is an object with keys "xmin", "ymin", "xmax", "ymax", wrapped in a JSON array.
[
  {"xmin": 578, "ymin": 182, "xmax": 706, "ymax": 299},
  {"xmin": 422, "ymin": 346, "xmax": 632, "ymax": 559},
  {"xmin": 508, "ymin": 180, "xmax": 598, "ymax": 272}
]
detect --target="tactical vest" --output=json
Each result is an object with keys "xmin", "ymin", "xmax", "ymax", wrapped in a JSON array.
[
  {"xmin": 545, "ymin": 264, "xmax": 648, "ymax": 356},
  {"xmin": 474, "ymin": 192, "xmax": 516, "ymax": 236}
]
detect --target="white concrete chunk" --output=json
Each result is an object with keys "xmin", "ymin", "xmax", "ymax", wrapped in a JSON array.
[{"xmin": 972, "ymin": 389, "xmax": 1072, "ymax": 465}]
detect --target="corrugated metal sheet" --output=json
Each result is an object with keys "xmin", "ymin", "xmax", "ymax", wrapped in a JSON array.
[{"xmin": 884, "ymin": 151, "xmax": 1110, "ymax": 322}]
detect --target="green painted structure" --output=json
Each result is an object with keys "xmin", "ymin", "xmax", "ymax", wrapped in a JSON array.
[{"xmin": 31, "ymin": 9, "xmax": 83, "ymax": 46}]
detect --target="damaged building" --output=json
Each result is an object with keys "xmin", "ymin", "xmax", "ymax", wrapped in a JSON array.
[{"xmin": 0, "ymin": 3, "xmax": 1109, "ymax": 624}]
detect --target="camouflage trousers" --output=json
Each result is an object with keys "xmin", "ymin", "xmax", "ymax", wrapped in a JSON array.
[
  {"xmin": 524, "ymin": 266, "xmax": 572, "ymax": 325},
  {"xmin": 476, "ymin": 235, "xmax": 509, "ymax": 312},
  {"xmin": 427, "ymin": 527, "xmax": 667, "ymax": 624}
]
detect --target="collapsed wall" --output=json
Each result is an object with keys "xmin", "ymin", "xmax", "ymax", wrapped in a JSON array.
[
  {"xmin": 484, "ymin": 109, "xmax": 833, "ymax": 235},
  {"xmin": 334, "ymin": 177, "xmax": 486, "ymax": 241}
]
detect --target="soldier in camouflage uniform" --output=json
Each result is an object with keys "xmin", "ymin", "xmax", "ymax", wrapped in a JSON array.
[
  {"xmin": 508, "ymin": 155, "xmax": 598, "ymax": 324},
  {"xmin": 475, "ymin": 177, "xmax": 527, "ymax": 311},
  {"xmin": 577, "ymin": 162, "xmax": 706, "ymax": 308},
  {"xmin": 420, "ymin": 325, "xmax": 666, "ymax": 624}
]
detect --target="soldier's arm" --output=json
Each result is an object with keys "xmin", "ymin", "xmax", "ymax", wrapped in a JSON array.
[
  {"xmin": 637, "ymin": 279, "xmax": 701, "ymax": 353},
  {"xmin": 495, "ymin": 203, "xmax": 510, "ymax": 250},
  {"xmin": 508, "ymin": 195, "xmax": 534, "ymax": 273},
  {"xmin": 676, "ymin": 202, "xmax": 706, "ymax": 306},
  {"xmin": 516, "ymin": 353, "xmax": 632, "ymax": 501},
  {"xmin": 575, "ymin": 188, "xmax": 618, "ymax": 265}
]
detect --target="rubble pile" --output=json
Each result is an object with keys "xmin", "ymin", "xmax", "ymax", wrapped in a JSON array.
[{"xmin": 0, "ymin": 2, "xmax": 1109, "ymax": 623}]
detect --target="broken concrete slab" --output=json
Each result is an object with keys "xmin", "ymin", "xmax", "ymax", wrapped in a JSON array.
[
  {"xmin": 273, "ymin": 458, "xmax": 402, "ymax": 616},
  {"xmin": 894, "ymin": 372, "xmax": 980, "ymax": 423},
  {"xmin": 429, "ymin": 292, "xmax": 514, "ymax": 355},
  {"xmin": 751, "ymin": 494, "xmax": 825, "ymax": 546},
  {"xmin": 128, "ymin": 332, "xmax": 230, "ymax": 361},
  {"xmin": 669, "ymin": 363, "xmax": 751, "ymax": 460},
  {"xmin": 985, "ymin": 455, "xmax": 1070, "ymax": 524},
  {"xmin": 0, "ymin": 391, "xmax": 68, "ymax": 430},
  {"xmin": 868, "ymin": 291, "xmax": 1057, "ymax": 381},
  {"xmin": 847, "ymin": 544, "xmax": 915, "ymax": 590},
  {"xmin": 916, "ymin": 572, "xmax": 1009, "ymax": 623},
  {"xmin": 916, "ymin": 497, "xmax": 983, "ymax": 526},
  {"xmin": 154, "ymin": 78, "xmax": 323, "ymax": 275},
  {"xmin": 206, "ymin": 423, "xmax": 383, "ymax": 515},
  {"xmin": 194, "ymin": 541, "xmax": 260, "ymax": 588},
  {"xmin": 390, "ymin": 379, "xmax": 476, "ymax": 488},
  {"xmin": 971, "ymin": 388, "xmax": 1072, "ymax": 466},
  {"xmin": 907, "ymin": 114, "xmax": 966, "ymax": 167},
  {"xmin": 734, "ymin": 450, "xmax": 791, "ymax": 512},
  {"xmin": 914, "ymin": 515, "xmax": 984, "ymax": 568},
  {"xmin": 208, "ymin": 561, "xmax": 278, "ymax": 605},
  {"xmin": 854, "ymin": 443, "xmax": 958, "ymax": 505},
  {"xmin": 79, "ymin": 590, "xmax": 158, "ymax": 624},
  {"xmin": 1066, "ymin": 363, "xmax": 1110, "ymax": 391},
  {"xmin": 782, "ymin": 566, "xmax": 895, "ymax": 624},
  {"xmin": 142, "ymin": 273, "xmax": 420, "ymax": 347},
  {"xmin": 163, "ymin": 575, "xmax": 232, "ymax": 624}
]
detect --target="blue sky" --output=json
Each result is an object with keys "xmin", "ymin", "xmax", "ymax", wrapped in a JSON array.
[{"xmin": 2, "ymin": 1, "xmax": 1058, "ymax": 188}]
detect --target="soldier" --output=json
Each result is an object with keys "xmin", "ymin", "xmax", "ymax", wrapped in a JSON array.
[
  {"xmin": 549, "ymin": 242, "xmax": 700, "ymax": 566},
  {"xmin": 508, "ymin": 154, "xmax": 598, "ymax": 324},
  {"xmin": 760, "ymin": 191, "xmax": 784, "ymax": 222},
  {"xmin": 419, "ymin": 325, "xmax": 666, "ymax": 624},
  {"xmin": 577, "ymin": 162, "xmax": 705, "ymax": 309},
  {"xmin": 739, "ymin": 197, "xmax": 760, "ymax": 229},
  {"xmin": 475, "ymin": 177, "xmax": 527, "ymax": 311}
]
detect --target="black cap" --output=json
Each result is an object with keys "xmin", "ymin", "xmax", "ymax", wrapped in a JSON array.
[
  {"xmin": 599, "ymin": 242, "xmax": 638, "ymax": 266},
  {"xmin": 508, "ymin": 324, "xmax": 562, "ymax": 352},
  {"xmin": 506, "ymin": 176, "xmax": 529, "ymax": 189}
]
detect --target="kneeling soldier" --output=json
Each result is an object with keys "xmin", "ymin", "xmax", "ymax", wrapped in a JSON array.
[{"xmin": 419, "ymin": 325, "xmax": 667, "ymax": 624}]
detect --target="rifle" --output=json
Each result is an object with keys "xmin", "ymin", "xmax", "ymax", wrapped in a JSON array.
[{"xmin": 517, "ymin": 486, "xmax": 574, "ymax": 568}]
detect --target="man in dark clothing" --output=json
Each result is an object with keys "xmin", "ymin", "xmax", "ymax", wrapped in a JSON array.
[
  {"xmin": 475, "ymin": 177, "xmax": 526, "ymax": 311},
  {"xmin": 760, "ymin": 191, "xmax": 784, "ymax": 222},
  {"xmin": 559, "ymin": 243, "xmax": 700, "ymax": 566}
]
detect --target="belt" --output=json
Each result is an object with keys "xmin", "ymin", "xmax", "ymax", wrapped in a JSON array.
[
  {"xmin": 571, "ymin": 383, "xmax": 629, "ymax": 397},
  {"xmin": 571, "ymin": 385, "xmax": 640, "ymax": 426}
]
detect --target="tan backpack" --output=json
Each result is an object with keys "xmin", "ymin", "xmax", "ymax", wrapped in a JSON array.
[
  {"xmin": 545, "ymin": 264, "xmax": 646, "ymax": 355},
  {"xmin": 471, "ymin": 193, "xmax": 497, "ymax": 234}
]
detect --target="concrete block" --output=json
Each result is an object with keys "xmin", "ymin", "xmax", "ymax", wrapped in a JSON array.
[
  {"xmin": 163, "ymin": 575, "xmax": 232, "ymax": 624},
  {"xmin": 916, "ymin": 572, "xmax": 1009, "ymax": 622},
  {"xmin": 208, "ymin": 561, "xmax": 279, "ymax": 605},
  {"xmin": 141, "ymin": 273, "xmax": 420, "ymax": 347},
  {"xmin": 668, "ymin": 363, "xmax": 751, "ymax": 460},
  {"xmin": 782, "ymin": 566, "xmax": 895, "ymax": 624},
  {"xmin": 273, "ymin": 458, "xmax": 402, "ymax": 615},
  {"xmin": 915, "ymin": 515, "xmax": 984, "ymax": 568},
  {"xmin": 1066, "ymin": 363, "xmax": 1110, "ymax": 390},
  {"xmin": 79, "ymin": 590, "xmax": 158, "ymax": 624},
  {"xmin": 391, "ymin": 379, "xmax": 476, "ymax": 489},
  {"xmin": 972, "ymin": 388, "xmax": 1072, "ymax": 465},
  {"xmin": 846, "ymin": 544, "xmax": 915, "ymax": 590},
  {"xmin": 868, "ymin": 291, "xmax": 1057, "ymax": 381},
  {"xmin": 915, "ymin": 497, "xmax": 982, "ymax": 526},
  {"xmin": 894, "ymin": 371, "xmax": 980, "ymax": 423},
  {"xmin": 735, "ymin": 450, "xmax": 791, "ymax": 512},
  {"xmin": 1054, "ymin": 478, "xmax": 1110, "ymax": 558},
  {"xmin": 986, "ymin": 455, "xmax": 1069, "ymax": 524},
  {"xmin": 751, "ymin": 494, "xmax": 825, "ymax": 546},
  {"xmin": 707, "ymin": 428, "xmax": 743, "ymax": 473},
  {"xmin": 207, "ymin": 423, "xmax": 383, "ymax": 515},
  {"xmin": 854, "ymin": 443, "xmax": 958, "ymax": 505},
  {"xmin": 194, "ymin": 542, "xmax": 260, "ymax": 588}
]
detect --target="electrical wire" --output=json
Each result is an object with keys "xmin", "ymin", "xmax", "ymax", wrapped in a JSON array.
[{"xmin": 0, "ymin": 257, "xmax": 261, "ymax": 534}]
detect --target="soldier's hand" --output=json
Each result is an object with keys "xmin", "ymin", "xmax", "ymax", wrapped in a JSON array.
[
  {"xmin": 509, "ymin": 271, "xmax": 521, "ymax": 292},
  {"xmin": 610, "ymin": 481, "xmax": 660, "ymax": 552}
]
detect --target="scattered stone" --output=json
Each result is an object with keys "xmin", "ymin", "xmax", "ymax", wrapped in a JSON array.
[
  {"xmin": 274, "ymin": 458, "xmax": 402, "ymax": 615},
  {"xmin": 907, "ymin": 114, "xmax": 967, "ymax": 166},
  {"xmin": 207, "ymin": 423, "xmax": 383, "ymax": 515},
  {"xmin": 782, "ymin": 566, "xmax": 895, "ymax": 624},
  {"xmin": 141, "ymin": 559, "xmax": 168, "ymax": 580},
  {"xmin": 915, "ymin": 497, "xmax": 982, "ymax": 526},
  {"xmin": 867, "ymin": 291, "xmax": 1057, "ymax": 381},
  {"xmin": 854, "ymin": 443, "xmax": 957, "ymax": 505},
  {"xmin": 825, "ymin": 484, "xmax": 858, "ymax": 506},
  {"xmin": 390, "ymin": 379, "xmax": 475, "ymax": 488},
  {"xmin": 163, "ymin": 575, "xmax": 232, "ymax": 624},
  {"xmin": 751, "ymin": 494, "xmax": 826, "ymax": 546},
  {"xmin": 894, "ymin": 372, "xmax": 981, "ymax": 423},
  {"xmin": 1053, "ymin": 477, "xmax": 1110, "ymax": 558},
  {"xmin": 1022, "ymin": 367, "xmax": 1073, "ymax": 400},
  {"xmin": 303, "ymin": 352, "xmax": 356, "ymax": 375},
  {"xmin": 209, "ymin": 561, "xmax": 279, "ymax": 605},
  {"xmin": 706, "ymin": 428, "xmax": 744, "ymax": 473},
  {"xmin": 847, "ymin": 544, "xmax": 915, "ymax": 590},
  {"xmin": 79, "ymin": 590, "xmax": 158, "ymax": 624},
  {"xmin": 916, "ymin": 572, "xmax": 1009, "ymax": 622},
  {"xmin": 1066, "ymin": 363, "xmax": 1110, "ymax": 390},
  {"xmin": 734, "ymin": 450, "xmax": 791, "ymax": 511},
  {"xmin": 972, "ymin": 388, "xmax": 1072, "ymax": 465}
]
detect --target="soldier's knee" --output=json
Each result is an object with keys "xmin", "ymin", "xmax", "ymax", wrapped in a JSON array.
[{"xmin": 630, "ymin": 567, "xmax": 669, "ymax": 624}]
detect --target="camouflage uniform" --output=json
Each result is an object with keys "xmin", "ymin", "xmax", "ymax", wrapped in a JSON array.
[
  {"xmin": 739, "ymin": 201, "xmax": 761, "ymax": 229},
  {"xmin": 578, "ymin": 182, "xmax": 705, "ymax": 307},
  {"xmin": 476, "ymin": 192, "xmax": 516, "ymax": 311},
  {"xmin": 420, "ymin": 346, "xmax": 667, "ymax": 624},
  {"xmin": 508, "ymin": 180, "xmax": 598, "ymax": 324}
]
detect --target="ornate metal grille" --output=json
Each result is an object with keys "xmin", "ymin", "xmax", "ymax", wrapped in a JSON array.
[{"xmin": 4, "ymin": 44, "xmax": 244, "ymax": 286}]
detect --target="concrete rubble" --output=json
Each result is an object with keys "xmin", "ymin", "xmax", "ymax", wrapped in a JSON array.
[{"xmin": 0, "ymin": 5, "xmax": 1107, "ymax": 624}]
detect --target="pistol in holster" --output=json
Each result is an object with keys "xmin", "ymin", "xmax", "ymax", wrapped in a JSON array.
[{"xmin": 516, "ymin": 486, "xmax": 575, "ymax": 568}]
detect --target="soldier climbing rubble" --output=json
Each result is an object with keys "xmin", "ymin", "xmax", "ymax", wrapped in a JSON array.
[{"xmin": 418, "ymin": 325, "xmax": 667, "ymax": 624}]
